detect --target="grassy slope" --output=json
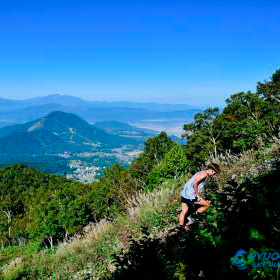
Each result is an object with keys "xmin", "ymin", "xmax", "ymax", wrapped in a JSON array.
[
  {"xmin": 0, "ymin": 180, "xmax": 185, "ymax": 279},
  {"xmin": 1, "ymin": 141, "xmax": 280, "ymax": 279}
]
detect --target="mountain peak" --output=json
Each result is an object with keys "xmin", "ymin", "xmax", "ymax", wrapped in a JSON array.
[
  {"xmin": 43, "ymin": 111, "xmax": 90, "ymax": 129},
  {"xmin": 45, "ymin": 111, "xmax": 82, "ymax": 120}
]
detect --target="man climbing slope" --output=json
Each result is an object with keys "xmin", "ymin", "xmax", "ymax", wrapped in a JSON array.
[{"xmin": 179, "ymin": 163, "xmax": 220, "ymax": 228}]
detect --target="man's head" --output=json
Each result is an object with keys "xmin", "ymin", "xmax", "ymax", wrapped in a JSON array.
[{"xmin": 205, "ymin": 162, "xmax": 220, "ymax": 176}]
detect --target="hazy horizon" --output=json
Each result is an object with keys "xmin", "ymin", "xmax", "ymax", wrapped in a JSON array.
[{"xmin": 0, "ymin": 93, "xmax": 205, "ymax": 107}]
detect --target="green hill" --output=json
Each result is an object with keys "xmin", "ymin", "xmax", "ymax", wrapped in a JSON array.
[
  {"xmin": 0, "ymin": 111, "xmax": 143, "ymax": 179},
  {"xmin": 0, "ymin": 111, "xmax": 141, "ymax": 153}
]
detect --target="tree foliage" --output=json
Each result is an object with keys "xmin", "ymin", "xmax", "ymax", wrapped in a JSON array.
[
  {"xmin": 183, "ymin": 69, "xmax": 280, "ymax": 166},
  {"xmin": 147, "ymin": 143, "xmax": 192, "ymax": 190},
  {"xmin": 129, "ymin": 131, "xmax": 174, "ymax": 185},
  {"xmin": 257, "ymin": 69, "xmax": 280, "ymax": 103}
]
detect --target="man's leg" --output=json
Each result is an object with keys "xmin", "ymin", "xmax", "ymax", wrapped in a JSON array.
[
  {"xmin": 196, "ymin": 205, "xmax": 208, "ymax": 214},
  {"xmin": 179, "ymin": 203, "xmax": 189, "ymax": 225},
  {"xmin": 195, "ymin": 199, "xmax": 210, "ymax": 214}
]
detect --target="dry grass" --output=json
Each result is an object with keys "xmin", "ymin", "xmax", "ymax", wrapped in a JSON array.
[
  {"xmin": 2, "ymin": 187, "xmax": 179, "ymax": 279},
  {"xmin": 207, "ymin": 141, "xmax": 280, "ymax": 191}
]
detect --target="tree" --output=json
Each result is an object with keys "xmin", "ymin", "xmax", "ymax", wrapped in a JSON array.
[
  {"xmin": 129, "ymin": 132, "xmax": 174, "ymax": 187},
  {"xmin": 182, "ymin": 107, "xmax": 221, "ymax": 165},
  {"xmin": 219, "ymin": 92, "xmax": 275, "ymax": 152},
  {"xmin": 257, "ymin": 69, "xmax": 280, "ymax": 103},
  {"xmin": 147, "ymin": 142, "xmax": 192, "ymax": 190}
]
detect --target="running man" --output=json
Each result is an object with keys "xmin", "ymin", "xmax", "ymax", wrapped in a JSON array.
[{"xmin": 179, "ymin": 163, "xmax": 220, "ymax": 227}]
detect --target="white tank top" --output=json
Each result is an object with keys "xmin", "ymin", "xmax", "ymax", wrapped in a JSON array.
[{"xmin": 181, "ymin": 171, "xmax": 206, "ymax": 200}]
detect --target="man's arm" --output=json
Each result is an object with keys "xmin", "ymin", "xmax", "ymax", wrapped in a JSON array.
[{"xmin": 193, "ymin": 171, "xmax": 207, "ymax": 198}]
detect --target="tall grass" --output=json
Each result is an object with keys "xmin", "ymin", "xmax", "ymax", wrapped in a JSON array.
[{"xmin": 1, "ymin": 186, "xmax": 180, "ymax": 279}]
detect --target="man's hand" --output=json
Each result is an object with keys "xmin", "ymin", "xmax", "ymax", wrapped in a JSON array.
[
  {"xmin": 195, "ymin": 196, "xmax": 210, "ymax": 207},
  {"xmin": 196, "ymin": 194, "xmax": 203, "ymax": 201}
]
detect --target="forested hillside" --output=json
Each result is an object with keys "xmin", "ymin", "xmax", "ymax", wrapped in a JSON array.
[
  {"xmin": 0, "ymin": 111, "xmax": 144, "ymax": 181},
  {"xmin": 1, "ymin": 69, "xmax": 280, "ymax": 279}
]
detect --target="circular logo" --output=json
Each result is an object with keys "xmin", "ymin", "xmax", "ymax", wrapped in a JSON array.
[{"xmin": 233, "ymin": 250, "xmax": 247, "ymax": 270}]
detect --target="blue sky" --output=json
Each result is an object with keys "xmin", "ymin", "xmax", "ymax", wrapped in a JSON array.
[{"xmin": 0, "ymin": 0, "xmax": 279, "ymax": 107}]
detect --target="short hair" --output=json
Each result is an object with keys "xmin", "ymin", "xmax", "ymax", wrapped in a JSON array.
[{"xmin": 206, "ymin": 162, "xmax": 220, "ymax": 174}]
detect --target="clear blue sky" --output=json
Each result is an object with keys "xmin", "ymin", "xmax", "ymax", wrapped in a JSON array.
[{"xmin": 0, "ymin": 0, "xmax": 279, "ymax": 107}]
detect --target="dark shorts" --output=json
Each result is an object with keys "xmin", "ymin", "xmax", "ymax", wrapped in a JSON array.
[{"xmin": 181, "ymin": 196, "xmax": 198, "ymax": 212}]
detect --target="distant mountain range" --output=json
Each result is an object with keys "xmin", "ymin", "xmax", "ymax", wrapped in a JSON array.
[
  {"xmin": 0, "ymin": 94, "xmax": 200, "ymax": 111},
  {"xmin": 0, "ymin": 95, "xmax": 202, "ymax": 125}
]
